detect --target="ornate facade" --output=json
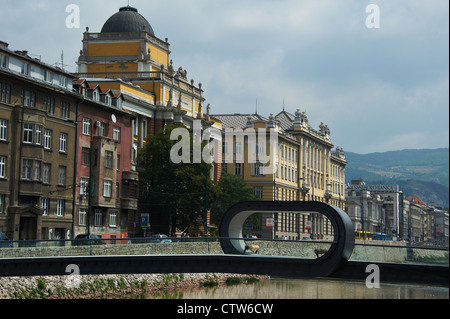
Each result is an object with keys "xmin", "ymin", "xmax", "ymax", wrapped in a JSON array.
[{"xmin": 212, "ymin": 109, "xmax": 347, "ymax": 240}]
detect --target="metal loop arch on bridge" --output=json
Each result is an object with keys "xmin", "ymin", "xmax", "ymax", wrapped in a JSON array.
[{"xmin": 219, "ymin": 201, "xmax": 355, "ymax": 277}]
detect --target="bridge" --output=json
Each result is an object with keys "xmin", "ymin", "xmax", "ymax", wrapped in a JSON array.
[{"xmin": 0, "ymin": 201, "xmax": 448, "ymax": 286}]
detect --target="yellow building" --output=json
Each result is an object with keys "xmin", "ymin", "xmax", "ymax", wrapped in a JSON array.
[
  {"xmin": 76, "ymin": 6, "xmax": 213, "ymax": 131},
  {"xmin": 212, "ymin": 110, "xmax": 347, "ymax": 240},
  {"xmin": 75, "ymin": 6, "xmax": 222, "ymax": 234}
]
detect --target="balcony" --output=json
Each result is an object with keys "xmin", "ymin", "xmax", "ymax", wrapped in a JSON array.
[
  {"xmin": 76, "ymin": 71, "xmax": 162, "ymax": 81},
  {"xmin": 74, "ymin": 71, "xmax": 204, "ymax": 97},
  {"xmin": 120, "ymin": 198, "xmax": 138, "ymax": 210},
  {"xmin": 122, "ymin": 171, "xmax": 139, "ymax": 182},
  {"xmin": 19, "ymin": 180, "xmax": 42, "ymax": 196}
]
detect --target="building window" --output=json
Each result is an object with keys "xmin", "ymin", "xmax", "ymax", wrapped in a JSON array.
[
  {"xmin": 98, "ymin": 122, "xmax": 106, "ymax": 137},
  {"xmin": 57, "ymin": 199, "xmax": 64, "ymax": 216},
  {"xmin": 142, "ymin": 120, "xmax": 147, "ymax": 138},
  {"xmin": 252, "ymin": 162, "xmax": 264, "ymax": 176},
  {"xmin": 43, "ymin": 163, "xmax": 51, "ymax": 184},
  {"xmin": 116, "ymin": 98, "xmax": 123, "ymax": 109},
  {"xmin": 0, "ymin": 194, "xmax": 6, "ymax": 214},
  {"xmin": 60, "ymin": 76, "xmax": 67, "ymax": 88},
  {"xmin": 41, "ymin": 198, "xmax": 49, "ymax": 216},
  {"xmin": 0, "ymin": 54, "xmax": 7, "ymax": 68},
  {"xmin": 82, "ymin": 118, "xmax": 91, "ymax": 135},
  {"xmin": 60, "ymin": 101, "xmax": 70, "ymax": 119},
  {"xmin": 22, "ymin": 89, "xmax": 36, "ymax": 107},
  {"xmin": 21, "ymin": 62, "xmax": 30, "ymax": 75},
  {"xmin": 80, "ymin": 177, "xmax": 89, "ymax": 196},
  {"xmin": 0, "ymin": 156, "xmax": 6, "ymax": 178},
  {"xmin": 254, "ymin": 186, "xmax": 263, "ymax": 199},
  {"xmin": 44, "ymin": 70, "xmax": 53, "ymax": 82},
  {"xmin": 81, "ymin": 147, "xmax": 90, "ymax": 165},
  {"xmin": 94, "ymin": 209, "xmax": 103, "ymax": 226},
  {"xmin": 0, "ymin": 82, "xmax": 11, "ymax": 104},
  {"xmin": 44, "ymin": 129, "xmax": 52, "ymax": 150},
  {"xmin": 113, "ymin": 126, "xmax": 121, "ymax": 142},
  {"xmin": 104, "ymin": 151, "xmax": 113, "ymax": 169},
  {"xmin": 58, "ymin": 166, "xmax": 66, "ymax": 186},
  {"xmin": 59, "ymin": 133, "xmax": 67, "ymax": 152},
  {"xmin": 234, "ymin": 163, "xmax": 242, "ymax": 176},
  {"xmin": 132, "ymin": 119, "xmax": 137, "ymax": 136},
  {"xmin": 45, "ymin": 96, "xmax": 55, "ymax": 114},
  {"xmin": 33, "ymin": 160, "xmax": 41, "ymax": 181},
  {"xmin": 116, "ymin": 154, "xmax": 120, "ymax": 171},
  {"xmin": 0, "ymin": 119, "xmax": 7, "ymax": 141},
  {"xmin": 221, "ymin": 163, "xmax": 227, "ymax": 175},
  {"xmin": 103, "ymin": 180, "xmax": 112, "ymax": 198},
  {"xmin": 131, "ymin": 143, "xmax": 137, "ymax": 163},
  {"xmin": 22, "ymin": 159, "xmax": 33, "ymax": 180},
  {"xmin": 79, "ymin": 208, "xmax": 87, "ymax": 226},
  {"xmin": 109, "ymin": 210, "xmax": 118, "ymax": 227},
  {"xmin": 23, "ymin": 123, "xmax": 34, "ymax": 143},
  {"xmin": 35, "ymin": 125, "xmax": 42, "ymax": 145}
]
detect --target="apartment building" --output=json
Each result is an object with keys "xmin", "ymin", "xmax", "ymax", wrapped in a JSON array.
[
  {"xmin": 72, "ymin": 79, "xmax": 138, "ymax": 239},
  {"xmin": 0, "ymin": 42, "xmax": 77, "ymax": 240}
]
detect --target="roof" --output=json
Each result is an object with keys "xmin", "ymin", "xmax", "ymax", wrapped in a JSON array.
[
  {"xmin": 406, "ymin": 195, "xmax": 428, "ymax": 206},
  {"xmin": 274, "ymin": 110, "xmax": 295, "ymax": 131},
  {"xmin": 212, "ymin": 113, "xmax": 268, "ymax": 129},
  {"xmin": 101, "ymin": 6, "xmax": 154, "ymax": 36},
  {"xmin": 212, "ymin": 110, "xmax": 297, "ymax": 131}
]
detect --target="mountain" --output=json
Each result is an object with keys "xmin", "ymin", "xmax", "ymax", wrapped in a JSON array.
[{"xmin": 344, "ymin": 148, "xmax": 449, "ymax": 207}]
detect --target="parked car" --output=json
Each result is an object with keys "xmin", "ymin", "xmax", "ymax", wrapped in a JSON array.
[
  {"xmin": 151, "ymin": 234, "xmax": 172, "ymax": 243},
  {"xmin": 72, "ymin": 234, "xmax": 106, "ymax": 246},
  {"xmin": 0, "ymin": 232, "xmax": 13, "ymax": 248}
]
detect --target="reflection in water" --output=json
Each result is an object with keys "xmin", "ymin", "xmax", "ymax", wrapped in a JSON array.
[{"xmin": 147, "ymin": 278, "xmax": 448, "ymax": 299}]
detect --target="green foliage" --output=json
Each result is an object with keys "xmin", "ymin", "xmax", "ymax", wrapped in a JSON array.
[
  {"xmin": 211, "ymin": 173, "xmax": 258, "ymax": 224},
  {"xmin": 139, "ymin": 123, "xmax": 219, "ymax": 234}
]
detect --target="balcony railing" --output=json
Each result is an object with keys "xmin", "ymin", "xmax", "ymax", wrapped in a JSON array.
[
  {"xmin": 74, "ymin": 71, "xmax": 204, "ymax": 97},
  {"xmin": 75, "ymin": 71, "xmax": 162, "ymax": 80}
]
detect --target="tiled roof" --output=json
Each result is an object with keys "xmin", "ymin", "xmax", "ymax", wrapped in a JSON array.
[
  {"xmin": 274, "ymin": 110, "xmax": 295, "ymax": 131},
  {"xmin": 406, "ymin": 195, "xmax": 428, "ymax": 206},
  {"xmin": 211, "ymin": 113, "xmax": 268, "ymax": 129}
]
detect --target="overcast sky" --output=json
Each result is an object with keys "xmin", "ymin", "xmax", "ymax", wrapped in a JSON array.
[{"xmin": 1, "ymin": 0, "xmax": 448, "ymax": 154}]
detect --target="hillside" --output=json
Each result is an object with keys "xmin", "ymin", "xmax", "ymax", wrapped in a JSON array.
[{"xmin": 345, "ymin": 148, "xmax": 449, "ymax": 207}]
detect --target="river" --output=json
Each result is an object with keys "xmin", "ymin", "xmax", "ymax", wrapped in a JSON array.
[{"xmin": 145, "ymin": 277, "xmax": 448, "ymax": 299}]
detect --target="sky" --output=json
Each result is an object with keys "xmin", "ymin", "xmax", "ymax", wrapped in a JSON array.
[{"xmin": 0, "ymin": 0, "xmax": 448, "ymax": 154}]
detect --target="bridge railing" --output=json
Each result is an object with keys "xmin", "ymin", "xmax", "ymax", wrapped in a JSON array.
[{"xmin": 0, "ymin": 237, "xmax": 448, "ymax": 266}]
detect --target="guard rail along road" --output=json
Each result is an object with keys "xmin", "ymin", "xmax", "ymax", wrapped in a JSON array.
[{"xmin": 0, "ymin": 201, "xmax": 448, "ymax": 286}]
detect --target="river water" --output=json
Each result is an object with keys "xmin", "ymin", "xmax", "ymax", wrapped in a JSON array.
[{"xmin": 147, "ymin": 277, "xmax": 449, "ymax": 299}]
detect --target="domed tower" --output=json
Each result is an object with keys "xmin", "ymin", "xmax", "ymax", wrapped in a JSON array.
[
  {"xmin": 100, "ymin": 6, "xmax": 155, "ymax": 35},
  {"xmin": 77, "ymin": 6, "xmax": 206, "ymax": 114},
  {"xmin": 78, "ymin": 6, "xmax": 168, "ymax": 76}
]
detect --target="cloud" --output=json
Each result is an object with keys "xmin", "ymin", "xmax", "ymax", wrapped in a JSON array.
[{"xmin": 0, "ymin": 0, "xmax": 448, "ymax": 154}]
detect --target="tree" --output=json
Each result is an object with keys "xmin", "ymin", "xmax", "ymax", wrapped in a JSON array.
[
  {"xmin": 211, "ymin": 173, "xmax": 258, "ymax": 227},
  {"xmin": 139, "ymin": 123, "xmax": 219, "ymax": 236}
]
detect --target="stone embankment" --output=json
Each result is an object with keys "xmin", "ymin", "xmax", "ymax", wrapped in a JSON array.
[{"xmin": 0, "ymin": 273, "xmax": 265, "ymax": 299}]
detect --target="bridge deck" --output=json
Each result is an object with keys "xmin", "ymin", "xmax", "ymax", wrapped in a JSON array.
[{"xmin": 0, "ymin": 254, "xmax": 447, "ymax": 286}]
